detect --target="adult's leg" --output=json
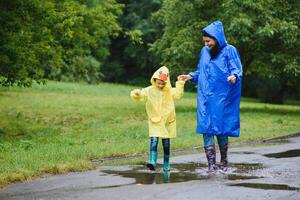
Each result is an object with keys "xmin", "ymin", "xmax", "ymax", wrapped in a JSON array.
[
  {"xmin": 162, "ymin": 138, "xmax": 170, "ymax": 171},
  {"xmin": 217, "ymin": 135, "xmax": 229, "ymax": 172},
  {"xmin": 147, "ymin": 137, "xmax": 158, "ymax": 170},
  {"xmin": 203, "ymin": 134, "xmax": 217, "ymax": 173}
]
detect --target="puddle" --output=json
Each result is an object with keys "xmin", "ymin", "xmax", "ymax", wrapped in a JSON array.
[
  {"xmin": 102, "ymin": 162, "xmax": 263, "ymax": 186},
  {"xmin": 264, "ymin": 149, "xmax": 300, "ymax": 158},
  {"xmin": 102, "ymin": 163, "xmax": 206, "ymax": 185},
  {"xmin": 230, "ymin": 182, "xmax": 300, "ymax": 192}
]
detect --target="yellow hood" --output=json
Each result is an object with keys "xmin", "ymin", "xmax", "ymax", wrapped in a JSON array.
[{"xmin": 150, "ymin": 66, "xmax": 172, "ymax": 91}]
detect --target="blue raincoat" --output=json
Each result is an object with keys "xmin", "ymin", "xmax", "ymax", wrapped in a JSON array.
[{"xmin": 189, "ymin": 21, "xmax": 242, "ymax": 137}]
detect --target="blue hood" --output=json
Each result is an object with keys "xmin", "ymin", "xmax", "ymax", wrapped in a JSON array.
[{"xmin": 202, "ymin": 21, "xmax": 228, "ymax": 48}]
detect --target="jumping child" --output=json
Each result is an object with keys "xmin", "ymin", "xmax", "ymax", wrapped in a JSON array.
[{"xmin": 130, "ymin": 66, "xmax": 185, "ymax": 171}]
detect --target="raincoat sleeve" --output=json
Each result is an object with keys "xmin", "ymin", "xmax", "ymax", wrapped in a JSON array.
[
  {"xmin": 188, "ymin": 70, "xmax": 199, "ymax": 84},
  {"xmin": 188, "ymin": 49, "xmax": 204, "ymax": 84},
  {"xmin": 130, "ymin": 88, "xmax": 147, "ymax": 102},
  {"xmin": 227, "ymin": 46, "xmax": 243, "ymax": 82},
  {"xmin": 172, "ymin": 80, "xmax": 185, "ymax": 100}
]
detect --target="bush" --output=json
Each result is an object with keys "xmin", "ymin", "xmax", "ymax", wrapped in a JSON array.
[{"xmin": 256, "ymin": 77, "xmax": 284, "ymax": 104}]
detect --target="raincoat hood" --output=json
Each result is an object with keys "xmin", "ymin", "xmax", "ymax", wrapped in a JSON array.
[
  {"xmin": 150, "ymin": 66, "xmax": 172, "ymax": 91},
  {"xmin": 202, "ymin": 21, "xmax": 228, "ymax": 48}
]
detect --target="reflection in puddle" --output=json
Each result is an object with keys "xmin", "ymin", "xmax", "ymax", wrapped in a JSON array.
[
  {"xmin": 102, "ymin": 162, "xmax": 263, "ymax": 186},
  {"xmin": 230, "ymin": 182, "xmax": 300, "ymax": 192},
  {"xmin": 264, "ymin": 149, "xmax": 300, "ymax": 158}
]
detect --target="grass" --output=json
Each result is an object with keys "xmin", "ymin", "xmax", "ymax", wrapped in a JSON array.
[{"xmin": 0, "ymin": 81, "xmax": 300, "ymax": 187}]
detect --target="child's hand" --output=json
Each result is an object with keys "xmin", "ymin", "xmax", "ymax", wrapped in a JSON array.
[
  {"xmin": 132, "ymin": 89, "xmax": 141, "ymax": 96},
  {"xmin": 177, "ymin": 75, "xmax": 192, "ymax": 81},
  {"xmin": 227, "ymin": 75, "xmax": 237, "ymax": 83}
]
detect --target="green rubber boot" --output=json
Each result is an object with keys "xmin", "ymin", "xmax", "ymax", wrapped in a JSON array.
[
  {"xmin": 163, "ymin": 154, "xmax": 170, "ymax": 172},
  {"xmin": 146, "ymin": 151, "xmax": 157, "ymax": 171}
]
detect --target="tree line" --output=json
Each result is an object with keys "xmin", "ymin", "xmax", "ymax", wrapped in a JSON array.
[{"xmin": 1, "ymin": 0, "xmax": 299, "ymax": 103}]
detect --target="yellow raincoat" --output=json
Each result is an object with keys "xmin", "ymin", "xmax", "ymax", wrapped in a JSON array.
[{"xmin": 130, "ymin": 66, "xmax": 185, "ymax": 138}]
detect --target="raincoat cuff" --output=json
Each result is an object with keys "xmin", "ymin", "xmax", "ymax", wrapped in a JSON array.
[
  {"xmin": 233, "ymin": 73, "xmax": 241, "ymax": 82},
  {"xmin": 188, "ymin": 72, "xmax": 198, "ymax": 84},
  {"xmin": 130, "ymin": 90, "xmax": 142, "ymax": 100}
]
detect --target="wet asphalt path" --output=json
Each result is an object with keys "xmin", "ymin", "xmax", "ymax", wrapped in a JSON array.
[{"xmin": 0, "ymin": 136, "xmax": 299, "ymax": 200}]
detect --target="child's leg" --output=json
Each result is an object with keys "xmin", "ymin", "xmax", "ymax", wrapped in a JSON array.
[
  {"xmin": 147, "ymin": 137, "xmax": 158, "ymax": 170},
  {"xmin": 162, "ymin": 138, "xmax": 170, "ymax": 171},
  {"xmin": 150, "ymin": 137, "xmax": 159, "ymax": 152},
  {"xmin": 203, "ymin": 134, "xmax": 217, "ymax": 173},
  {"xmin": 217, "ymin": 135, "xmax": 229, "ymax": 172}
]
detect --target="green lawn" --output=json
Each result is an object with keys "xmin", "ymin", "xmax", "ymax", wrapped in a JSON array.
[{"xmin": 0, "ymin": 81, "xmax": 299, "ymax": 187}]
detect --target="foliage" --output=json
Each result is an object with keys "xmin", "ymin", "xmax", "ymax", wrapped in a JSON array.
[
  {"xmin": 149, "ymin": 0, "xmax": 222, "ymax": 75},
  {"xmin": 102, "ymin": 0, "xmax": 162, "ymax": 84},
  {"xmin": 222, "ymin": 0, "xmax": 300, "ymax": 103},
  {"xmin": 0, "ymin": 0, "xmax": 123, "ymax": 86}
]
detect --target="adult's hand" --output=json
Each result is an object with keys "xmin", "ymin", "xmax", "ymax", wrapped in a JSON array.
[{"xmin": 227, "ymin": 75, "xmax": 236, "ymax": 83}]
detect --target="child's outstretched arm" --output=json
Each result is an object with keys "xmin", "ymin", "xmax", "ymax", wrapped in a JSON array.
[
  {"xmin": 130, "ymin": 88, "xmax": 146, "ymax": 102},
  {"xmin": 172, "ymin": 76, "xmax": 186, "ymax": 100}
]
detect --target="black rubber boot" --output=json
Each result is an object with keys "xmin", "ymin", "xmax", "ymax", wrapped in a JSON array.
[
  {"xmin": 204, "ymin": 145, "xmax": 217, "ymax": 173},
  {"xmin": 219, "ymin": 143, "xmax": 228, "ymax": 173}
]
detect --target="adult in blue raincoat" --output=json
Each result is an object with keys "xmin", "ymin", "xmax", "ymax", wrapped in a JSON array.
[{"xmin": 179, "ymin": 21, "xmax": 242, "ymax": 173}]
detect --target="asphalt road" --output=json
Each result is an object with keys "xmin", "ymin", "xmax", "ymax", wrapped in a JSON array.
[{"xmin": 1, "ymin": 136, "xmax": 299, "ymax": 200}]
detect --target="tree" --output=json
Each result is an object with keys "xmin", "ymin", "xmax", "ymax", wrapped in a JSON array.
[
  {"xmin": 0, "ymin": 0, "xmax": 123, "ymax": 86},
  {"xmin": 222, "ymin": 0, "xmax": 300, "ymax": 103},
  {"xmin": 102, "ymin": 0, "xmax": 162, "ymax": 85},
  {"xmin": 149, "ymin": 0, "xmax": 222, "ymax": 79}
]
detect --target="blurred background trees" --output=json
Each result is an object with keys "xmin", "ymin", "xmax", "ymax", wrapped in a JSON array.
[
  {"xmin": 1, "ymin": 0, "xmax": 299, "ymax": 103},
  {"xmin": 0, "ymin": 0, "xmax": 123, "ymax": 86},
  {"xmin": 102, "ymin": 0, "xmax": 162, "ymax": 85}
]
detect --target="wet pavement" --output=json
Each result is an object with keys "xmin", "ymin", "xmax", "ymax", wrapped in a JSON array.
[{"xmin": 1, "ymin": 135, "xmax": 300, "ymax": 200}]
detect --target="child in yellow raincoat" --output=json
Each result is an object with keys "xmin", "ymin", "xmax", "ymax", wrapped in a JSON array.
[{"xmin": 130, "ymin": 66, "xmax": 185, "ymax": 171}]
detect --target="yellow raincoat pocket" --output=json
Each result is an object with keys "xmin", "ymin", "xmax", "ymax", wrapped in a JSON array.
[
  {"xmin": 168, "ymin": 118, "xmax": 175, "ymax": 124},
  {"xmin": 168, "ymin": 112, "xmax": 176, "ymax": 124},
  {"xmin": 150, "ymin": 116, "xmax": 162, "ymax": 123}
]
